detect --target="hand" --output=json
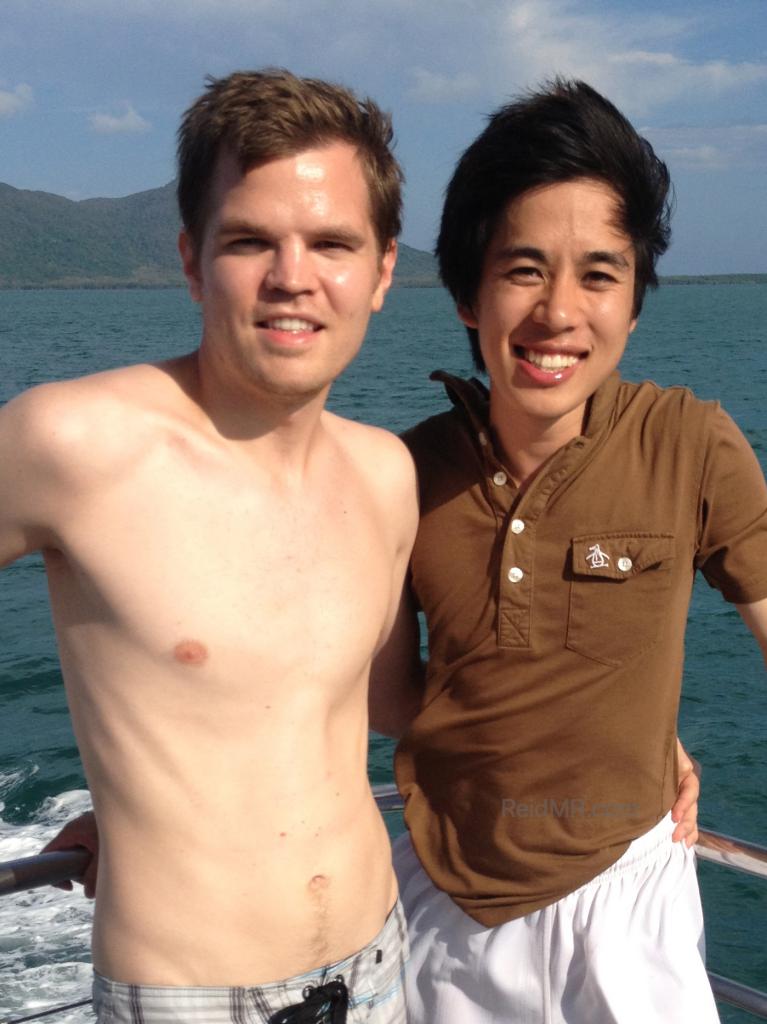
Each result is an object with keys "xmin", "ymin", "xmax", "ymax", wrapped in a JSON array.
[
  {"xmin": 41, "ymin": 811, "xmax": 99, "ymax": 898},
  {"xmin": 671, "ymin": 738, "xmax": 701, "ymax": 848}
]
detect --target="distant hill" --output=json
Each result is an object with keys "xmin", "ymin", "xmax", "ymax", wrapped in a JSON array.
[
  {"xmin": 0, "ymin": 180, "xmax": 439, "ymax": 289},
  {"xmin": 5, "ymin": 181, "xmax": 760, "ymax": 291},
  {"xmin": 0, "ymin": 182, "xmax": 182, "ymax": 288},
  {"xmin": 392, "ymin": 241, "xmax": 439, "ymax": 286}
]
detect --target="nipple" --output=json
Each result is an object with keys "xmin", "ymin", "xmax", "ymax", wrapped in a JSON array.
[{"xmin": 173, "ymin": 639, "xmax": 209, "ymax": 667}]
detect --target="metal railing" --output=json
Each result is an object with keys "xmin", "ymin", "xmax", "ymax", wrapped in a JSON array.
[
  {"xmin": 695, "ymin": 826, "xmax": 767, "ymax": 880},
  {"xmin": 0, "ymin": 850, "xmax": 90, "ymax": 897},
  {"xmin": 1, "ymin": 787, "xmax": 766, "ymax": 1022}
]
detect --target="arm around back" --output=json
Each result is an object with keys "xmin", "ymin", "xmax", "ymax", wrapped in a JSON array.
[
  {"xmin": 369, "ymin": 580, "xmax": 424, "ymax": 738},
  {"xmin": 360, "ymin": 426, "xmax": 424, "ymax": 739}
]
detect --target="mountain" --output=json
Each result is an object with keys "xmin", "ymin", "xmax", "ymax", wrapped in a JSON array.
[
  {"xmin": 391, "ymin": 240, "xmax": 439, "ymax": 285},
  {"xmin": 0, "ymin": 181, "xmax": 439, "ymax": 289},
  {"xmin": 0, "ymin": 182, "xmax": 181, "ymax": 287}
]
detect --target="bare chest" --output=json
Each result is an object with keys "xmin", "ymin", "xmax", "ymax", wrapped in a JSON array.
[{"xmin": 47, "ymin": 451, "xmax": 394, "ymax": 681}]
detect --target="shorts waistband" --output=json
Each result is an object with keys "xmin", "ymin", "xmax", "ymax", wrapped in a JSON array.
[
  {"xmin": 283, "ymin": 897, "xmax": 407, "ymax": 997},
  {"xmin": 581, "ymin": 812, "xmax": 678, "ymax": 887},
  {"xmin": 93, "ymin": 898, "xmax": 407, "ymax": 1010}
]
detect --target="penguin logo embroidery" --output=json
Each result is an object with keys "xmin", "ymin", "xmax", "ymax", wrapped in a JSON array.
[{"xmin": 586, "ymin": 544, "xmax": 610, "ymax": 569}]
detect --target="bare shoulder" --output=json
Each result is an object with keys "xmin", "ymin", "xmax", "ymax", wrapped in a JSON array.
[
  {"xmin": 327, "ymin": 413, "xmax": 417, "ymax": 491},
  {"xmin": 324, "ymin": 414, "xmax": 418, "ymax": 538},
  {"xmin": 0, "ymin": 358, "xmax": 199, "ymax": 559},
  {"xmin": 0, "ymin": 357, "xmax": 195, "ymax": 483}
]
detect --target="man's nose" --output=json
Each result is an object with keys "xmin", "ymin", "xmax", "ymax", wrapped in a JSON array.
[
  {"xmin": 532, "ymin": 274, "xmax": 580, "ymax": 332},
  {"xmin": 265, "ymin": 242, "xmax": 314, "ymax": 293}
]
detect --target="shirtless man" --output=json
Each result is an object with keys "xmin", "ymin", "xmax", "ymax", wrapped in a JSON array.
[{"xmin": 1, "ymin": 69, "xmax": 416, "ymax": 1022}]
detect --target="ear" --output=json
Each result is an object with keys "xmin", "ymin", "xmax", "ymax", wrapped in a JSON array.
[
  {"xmin": 179, "ymin": 229, "xmax": 202, "ymax": 303},
  {"xmin": 628, "ymin": 316, "xmax": 638, "ymax": 335},
  {"xmin": 457, "ymin": 302, "xmax": 478, "ymax": 329},
  {"xmin": 371, "ymin": 239, "xmax": 397, "ymax": 313}
]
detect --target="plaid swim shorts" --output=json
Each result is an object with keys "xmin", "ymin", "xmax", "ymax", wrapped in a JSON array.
[{"xmin": 92, "ymin": 899, "xmax": 408, "ymax": 1023}]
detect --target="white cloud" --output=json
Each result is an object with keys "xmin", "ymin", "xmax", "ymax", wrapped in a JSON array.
[
  {"xmin": 486, "ymin": 0, "xmax": 767, "ymax": 117},
  {"xmin": 408, "ymin": 68, "xmax": 479, "ymax": 103},
  {"xmin": 0, "ymin": 83, "xmax": 33, "ymax": 118},
  {"xmin": 603, "ymin": 52, "xmax": 767, "ymax": 110},
  {"xmin": 642, "ymin": 124, "xmax": 767, "ymax": 170},
  {"xmin": 89, "ymin": 103, "xmax": 150, "ymax": 134},
  {"xmin": 391, "ymin": 1, "xmax": 765, "ymax": 118}
]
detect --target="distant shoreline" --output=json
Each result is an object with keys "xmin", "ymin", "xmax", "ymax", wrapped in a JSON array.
[
  {"xmin": 3, "ymin": 181, "xmax": 763, "ymax": 292},
  {"xmin": 0, "ymin": 273, "xmax": 765, "ymax": 291},
  {"xmin": 660, "ymin": 274, "xmax": 767, "ymax": 285}
]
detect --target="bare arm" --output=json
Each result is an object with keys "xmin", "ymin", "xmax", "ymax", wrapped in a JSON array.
[
  {"xmin": 673, "ymin": 595, "xmax": 767, "ymax": 851},
  {"xmin": 736, "ymin": 596, "xmax": 767, "ymax": 664},
  {"xmin": 4, "ymin": 389, "xmax": 100, "ymax": 891},
  {"xmin": 0, "ymin": 390, "xmax": 58, "ymax": 567},
  {"xmin": 0, "ymin": 373, "xmax": 141, "ymax": 569},
  {"xmin": 672, "ymin": 738, "xmax": 701, "ymax": 848},
  {"xmin": 674, "ymin": 596, "xmax": 767, "ymax": 849},
  {"xmin": 369, "ymin": 581, "xmax": 424, "ymax": 738},
  {"xmin": 362, "ymin": 427, "xmax": 423, "ymax": 739}
]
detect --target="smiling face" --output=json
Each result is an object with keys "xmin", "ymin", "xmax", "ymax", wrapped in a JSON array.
[
  {"xmin": 181, "ymin": 142, "xmax": 396, "ymax": 405},
  {"xmin": 460, "ymin": 178, "xmax": 638, "ymax": 444}
]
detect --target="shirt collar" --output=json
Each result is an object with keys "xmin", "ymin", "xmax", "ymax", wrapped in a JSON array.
[{"xmin": 431, "ymin": 368, "xmax": 622, "ymax": 446}]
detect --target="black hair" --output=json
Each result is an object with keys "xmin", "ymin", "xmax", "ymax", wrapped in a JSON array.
[{"xmin": 436, "ymin": 78, "xmax": 673, "ymax": 369}]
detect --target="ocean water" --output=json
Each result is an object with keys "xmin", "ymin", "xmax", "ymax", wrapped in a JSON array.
[{"xmin": 0, "ymin": 283, "xmax": 766, "ymax": 1023}]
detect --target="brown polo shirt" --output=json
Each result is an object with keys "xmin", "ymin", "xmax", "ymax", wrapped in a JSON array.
[{"xmin": 396, "ymin": 370, "xmax": 767, "ymax": 927}]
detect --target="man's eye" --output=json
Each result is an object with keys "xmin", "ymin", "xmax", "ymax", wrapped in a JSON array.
[
  {"xmin": 229, "ymin": 237, "xmax": 267, "ymax": 249},
  {"xmin": 585, "ymin": 271, "xmax": 616, "ymax": 285},
  {"xmin": 506, "ymin": 265, "xmax": 540, "ymax": 280},
  {"xmin": 316, "ymin": 240, "xmax": 352, "ymax": 252}
]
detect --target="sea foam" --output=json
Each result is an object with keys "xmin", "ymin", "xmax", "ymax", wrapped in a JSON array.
[{"xmin": 0, "ymin": 786, "xmax": 94, "ymax": 1023}]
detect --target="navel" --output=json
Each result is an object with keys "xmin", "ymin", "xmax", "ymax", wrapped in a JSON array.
[{"xmin": 172, "ymin": 639, "xmax": 209, "ymax": 667}]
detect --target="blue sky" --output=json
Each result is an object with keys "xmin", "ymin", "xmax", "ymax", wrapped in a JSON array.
[{"xmin": 1, "ymin": 0, "xmax": 765, "ymax": 274}]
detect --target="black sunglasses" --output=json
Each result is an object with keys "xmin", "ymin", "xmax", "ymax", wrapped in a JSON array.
[{"xmin": 267, "ymin": 978, "xmax": 349, "ymax": 1024}]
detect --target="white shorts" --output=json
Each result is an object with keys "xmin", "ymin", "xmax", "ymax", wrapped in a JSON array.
[{"xmin": 393, "ymin": 813, "xmax": 720, "ymax": 1024}]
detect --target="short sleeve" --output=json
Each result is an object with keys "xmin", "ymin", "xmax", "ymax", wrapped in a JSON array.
[{"xmin": 696, "ymin": 405, "xmax": 767, "ymax": 602}]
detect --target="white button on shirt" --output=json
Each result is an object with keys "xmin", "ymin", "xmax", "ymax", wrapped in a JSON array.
[
  {"xmin": 493, "ymin": 471, "xmax": 507, "ymax": 486},
  {"xmin": 511, "ymin": 519, "xmax": 525, "ymax": 534},
  {"xmin": 508, "ymin": 566, "xmax": 524, "ymax": 583},
  {"xmin": 618, "ymin": 557, "xmax": 633, "ymax": 572}
]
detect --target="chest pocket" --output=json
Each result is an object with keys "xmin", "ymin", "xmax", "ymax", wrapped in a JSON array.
[{"xmin": 566, "ymin": 533, "xmax": 675, "ymax": 666}]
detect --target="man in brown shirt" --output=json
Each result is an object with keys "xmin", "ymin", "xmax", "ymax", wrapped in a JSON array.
[{"xmin": 372, "ymin": 80, "xmax": 767, "ymax": 1022}]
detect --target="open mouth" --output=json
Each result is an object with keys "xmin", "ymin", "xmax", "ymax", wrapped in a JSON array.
[
  {"xmin": 259, "ymin": 317, "xmax": 321, "ymax": 333},
  {"xmin": 515, "ymin": 346, "xmax": 583, "ymax": 372}
]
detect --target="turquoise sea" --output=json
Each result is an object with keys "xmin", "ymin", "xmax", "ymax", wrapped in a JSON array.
[{"xmin": 0, "ymin": 283, "xmax": 766, "ymax": 1023}]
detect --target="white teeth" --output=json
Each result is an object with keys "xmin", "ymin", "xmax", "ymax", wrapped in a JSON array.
[
  {"xmin": 523, "ymin": 350, "xmax": 579, "ymax": 370},
  {"xmin": 265, "ymin": 318, "xmax": 317, "ymax": 331}
]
